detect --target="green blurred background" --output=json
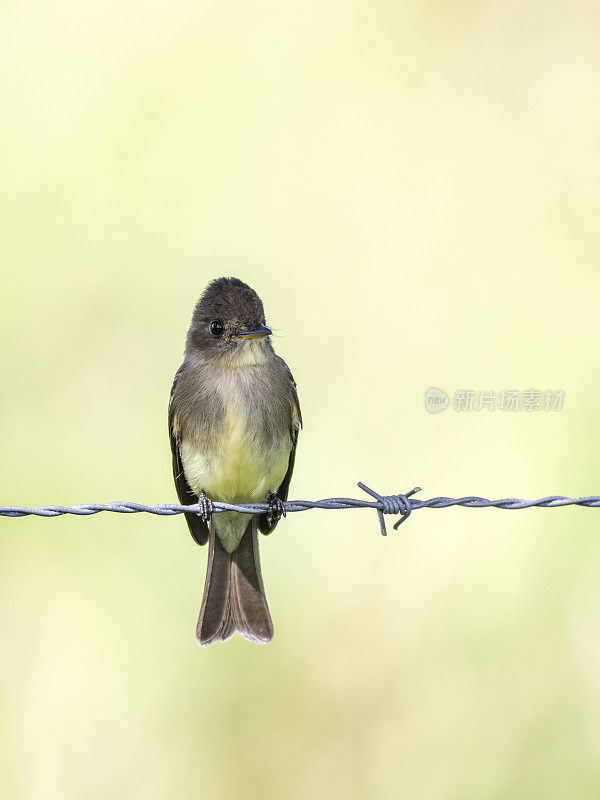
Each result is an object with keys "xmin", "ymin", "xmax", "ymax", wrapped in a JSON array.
[{"xmin": 2, "ymin": 0, "xmax": 600, "ymax": 797}]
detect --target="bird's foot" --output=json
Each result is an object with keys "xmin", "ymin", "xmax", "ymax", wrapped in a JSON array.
[
  {"xmin": 266, "ymin": 493, "xmax": 286, "ymax": 527},
  {"xmin": 197, "ymin": 492, "xmax": 213, "ymax": 523}
]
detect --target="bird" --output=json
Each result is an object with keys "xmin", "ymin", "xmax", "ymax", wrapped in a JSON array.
[{"xmin": 168, "ymin": 277, "xmax": 301, "ymax": 645}]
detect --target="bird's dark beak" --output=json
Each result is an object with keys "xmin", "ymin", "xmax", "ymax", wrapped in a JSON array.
[{"xmin": 236, "ymin": 324, "xmax": 272, "ymax": 339}]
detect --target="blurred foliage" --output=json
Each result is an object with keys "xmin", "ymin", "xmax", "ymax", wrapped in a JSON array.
[{"xmin": 2, "ymin": 0, "xmax": 600, "ymax": 797}]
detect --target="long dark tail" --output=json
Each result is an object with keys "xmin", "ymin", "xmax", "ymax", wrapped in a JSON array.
[{"xmin": 196, "ymin": 517, "xmax": 274, "ymax": 646}]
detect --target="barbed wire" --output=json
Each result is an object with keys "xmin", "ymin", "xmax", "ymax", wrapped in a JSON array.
[{"xmin": 1, "ymin": 482, "xmax": 599, "ymax": 535}]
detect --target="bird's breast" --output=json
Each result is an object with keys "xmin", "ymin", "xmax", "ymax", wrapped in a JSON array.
[{"xmin": 179, "ymin": 367, "xmax": 291, "ymax": 505}]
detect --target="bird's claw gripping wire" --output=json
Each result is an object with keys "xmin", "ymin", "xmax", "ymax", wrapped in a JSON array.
[
  {"xmin": 197, "ymin": 492, "xmax": 213, "ymax": 523},
  {"xmin": 357, "ymin": 482, "xmax": 422, "ymax": 535},
  {"xmin": 266, "ymin": 494, "xmax": 286, "ymax": 527}
]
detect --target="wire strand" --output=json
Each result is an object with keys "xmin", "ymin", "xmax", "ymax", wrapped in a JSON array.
[{"xmin": 2, "ymin": 483, "xmax": 599, "ymax": 535}]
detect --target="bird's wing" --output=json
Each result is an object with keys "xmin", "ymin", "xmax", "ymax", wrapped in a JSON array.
[
  {"xmin": 258, "ymin": 357, "xmax": 302, "ymax": 535},
  {"xmin": 169, "ymin": 363, "xmax": 209, "ymax": 546}
]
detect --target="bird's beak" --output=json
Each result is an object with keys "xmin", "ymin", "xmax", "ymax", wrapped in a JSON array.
[{"xmin": 236, "ymin": 324, "xmax": 272, "ymax": 339}]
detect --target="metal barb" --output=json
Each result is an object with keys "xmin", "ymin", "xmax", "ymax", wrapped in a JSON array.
[{"xmin": 357, "ymin": 482, "xmax": 422, "ymax": 535}]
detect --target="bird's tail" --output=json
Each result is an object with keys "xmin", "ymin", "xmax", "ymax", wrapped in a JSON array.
[{"xmin": 196, "ymin": 517, "xmax": 274, "ymax": 646}]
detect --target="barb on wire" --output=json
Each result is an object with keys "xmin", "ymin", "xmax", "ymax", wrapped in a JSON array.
[{"xmin": 2, "ymin": 482, "xmax": 600, "ymax": 535}]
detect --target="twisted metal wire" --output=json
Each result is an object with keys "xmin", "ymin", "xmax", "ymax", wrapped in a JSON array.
[{"xmin": 2, "ymin": 482, "xmax": 600, "ymax": 535}]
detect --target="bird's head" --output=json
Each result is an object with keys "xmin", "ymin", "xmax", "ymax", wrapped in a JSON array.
[{"xmin": 186, "ymin": 277, "xmax": 273, "ymax": 365}]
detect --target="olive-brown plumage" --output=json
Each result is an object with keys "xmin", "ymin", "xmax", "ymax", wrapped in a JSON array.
[{"xmin": 169, "ymin": 277, "xmax": 301, "ymax": 645}]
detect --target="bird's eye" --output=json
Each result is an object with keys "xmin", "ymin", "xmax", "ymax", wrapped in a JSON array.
[{"xmin": 209, "ymin": 320, "xmax": 225, "ymax": 338}]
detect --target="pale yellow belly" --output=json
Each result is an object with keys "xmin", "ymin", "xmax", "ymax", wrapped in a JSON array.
[
  {"xmin": 180, "ymin": 427, "xmax": 289, "ymax": 504},
  {"xmin": 182, "ymin": 396, "xmax": 290, "ymax": 494},
  {"xmin": 179, "ymin": 408, "xmax": 290, "ymax": 553}
]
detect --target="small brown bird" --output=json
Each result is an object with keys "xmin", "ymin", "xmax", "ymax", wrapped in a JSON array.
[{"xmin": 169, "ymin": 278, "xmax": 301, "ymax": 645}]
